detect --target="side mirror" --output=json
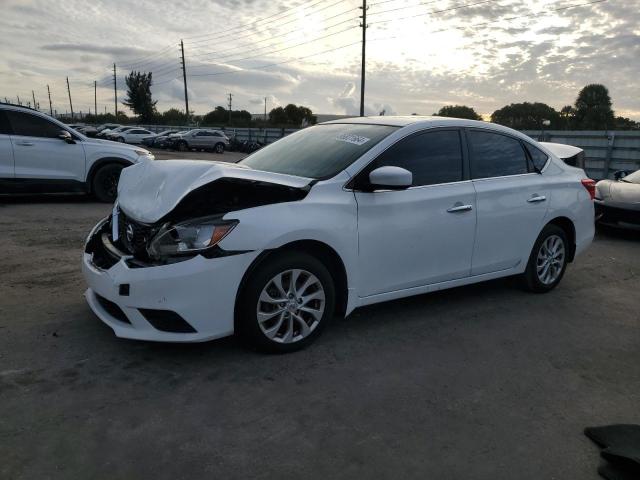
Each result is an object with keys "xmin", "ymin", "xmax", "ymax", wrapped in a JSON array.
[
  {"xmin": 368, "ymin": 166, "xmax": 413, "ymax": 190},
  {"xmin": 614, "ymin": 170, "xmax": 628, "ymax": 181},
  {"xmin": 58, "ymin": 130, "xmax": 75, "ymax": 144}
]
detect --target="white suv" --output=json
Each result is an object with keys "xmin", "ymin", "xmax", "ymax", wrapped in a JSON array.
[
  {"xmin": 0, "ymin": 104, "xmax": 154, "ymax": 202},
  {"xmin": 83, "ymin": 116, "xmax": 595, "ymax": 352}
]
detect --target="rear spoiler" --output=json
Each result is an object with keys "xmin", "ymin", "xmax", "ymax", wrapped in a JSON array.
[{"xmin": 539, "ymin": 142, "xmax": 585, "ymax": 168}]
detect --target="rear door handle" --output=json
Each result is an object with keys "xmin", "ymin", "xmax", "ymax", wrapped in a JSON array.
[
  {"xmin": 447, "ymin": 203, "xmax": 473, "ymax": 213},
  {"xmin": 15, "ymin": 141, "xmax": 34, "ymax": 146},
  {"xmin": 527, "ymin": 195, "xmax": 546, "ymax": 203}
]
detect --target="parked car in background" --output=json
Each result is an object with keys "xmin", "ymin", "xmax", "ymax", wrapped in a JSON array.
[
  {"xmin": 113, "ymin": 128, "xmax": 154, "ymax": 144},
  {"xmin": 82, "ymin": 116, "xmax": 595, "ymax": 352},
  {"xmin": 141, "ymin": 129, "xmax": 181, "ymax": 148},
  {"xmin": 104, "ymin": 126, "xmax": 137, "ymax": 140},
  {"xmin": 77, "ymin": 125, "xmax": 98, "ymax": 137},
  {"xmin": 595, "ymin": 169, "xmax": 640, "ymax": 229},
  {"xmin": 168, "ymin": 128, "xmax": 229, "ymax": 153},
  {"xmin": 0, "ymin": 103, "xmax": 154, "ymax": 202},
  {"xmin": 97, "ymin": 123, "xmax": 120, "ymax": 133}
]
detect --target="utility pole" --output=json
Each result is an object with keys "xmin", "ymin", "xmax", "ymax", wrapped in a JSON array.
[
  {"xmin": 16, "ymin": 95, "xmax": 21, "ymax": 105},
  {"xmin": 94, "ymin": 80, "xmax": 97, "ymax": 121},
  {"xmin": 264, "ymin": 97, "xmax": 267, "ymax": 120},
  {"xmin": 47, "ymin": 85, "xmax": 53, "ymax": 115},
  {"xmin": 180, "ymin": 40, "xmax": 189, "ymax": 121},
  {"xmin": 32, "ymin": 90, "xmax": 37, "ymax": 111},
  {"xmin": 228, "ymin": 93, "xmax": 233, "ymax": 125},
  {"xmin": 359, "ymin": 0, "xmax": 367, "ymax": 117},
  {"xmin": 113, "ymin": 63, "xmax": 117, "ymax": 118},
  {"xmin": 66, "ymin": 76, "xmax": 74, "ymax": 120}
]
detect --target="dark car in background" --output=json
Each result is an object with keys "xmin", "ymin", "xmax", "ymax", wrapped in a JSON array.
[
  {"xmin": 595, "ymin": 169, "xmax": 640, "ymax": 229},
  {"xmin": 141, "ymin": 129, "xmax": 181, "ymax": 148}
]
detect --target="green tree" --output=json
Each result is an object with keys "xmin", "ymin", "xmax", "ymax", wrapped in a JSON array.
[
  {"xmin": 123, "ymin": 71, "xmax": 157, "ymax": 122},
  {"xmin": 434, "ymin": 105, "xmax": 482, "ymax": 121},
  {"xmin": 160, "ymin": 108, "xmax": 188, "ymax": 126},
  {"xmin": 613, "ymin": 116, "xmax": 639, "ymax": 130},
  {"xmin": 490, "ymin": 102, "xmax": 560, "ymax": 129},
  {"xmin": 573, "ymin": 84, "xmax": 615, "ymax": 130},
  {"xmin": 201, "ymin": 106, "xmax": 228, "ymax": 125},
  {"xmin": 269, "ymin": 104, "xmax": 316, "ymax": 126}
]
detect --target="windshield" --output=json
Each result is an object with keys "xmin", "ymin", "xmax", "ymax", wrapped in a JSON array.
[
  {"xmin": 239, "ymin": 123, "xmax": 398, "ymax": 179},
  {"xmin": 621, "ymin": 170, "xmax": 640, "ymax": 184}
]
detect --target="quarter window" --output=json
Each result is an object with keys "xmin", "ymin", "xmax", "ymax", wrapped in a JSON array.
[
  {"xmin": 370, "ymin": 130, "xmax": 463, "ymax": 187},
  {"xmin": 524, "ymin": 143, "xmax": 549, "ymax": 171},
  {"xmin": 6, "ymin": 111, "xmax": 63, "ymax": 139},
  {"xmin": 468, "ymin": 130, "xmax": 528, "ymax": 179}
]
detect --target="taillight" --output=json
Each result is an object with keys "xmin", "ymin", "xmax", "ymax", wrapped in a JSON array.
[{"xmin": 581, "ymin": 179, "xmax": 596, "ymax": 200}]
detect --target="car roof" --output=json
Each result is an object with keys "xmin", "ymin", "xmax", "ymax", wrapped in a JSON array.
[{"xmin": 321, "ymin": 115, "xmax": 540, "ymax": 141}]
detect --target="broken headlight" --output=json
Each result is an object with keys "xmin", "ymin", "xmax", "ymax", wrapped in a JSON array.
[{"xmin": 147, "ymin": 218, "xmax": 238, "ymax": 259}]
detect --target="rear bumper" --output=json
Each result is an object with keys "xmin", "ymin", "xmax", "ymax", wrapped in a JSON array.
[
  {"xmin": 82, "ymin": 235, "xmax": 259, "ymax": 342},
  {"xmin": 595, "ymin": 201, "xmax": 640, "ymax": 229}
]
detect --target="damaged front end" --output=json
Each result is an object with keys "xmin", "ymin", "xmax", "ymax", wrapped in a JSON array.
[{"xmin": 85, "ymin": 161, "xmax": 312, "ymax": 269}]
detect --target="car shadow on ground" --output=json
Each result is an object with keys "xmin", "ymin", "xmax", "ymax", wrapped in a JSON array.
[{"xmin": 596, "ymin": 224, "xmax": 640, "ymax": 241}]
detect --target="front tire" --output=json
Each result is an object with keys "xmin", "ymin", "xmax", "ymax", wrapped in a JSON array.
[
  {"xmin": 117, "ymin": 137, "xmax": 125, "ymax": 143},
  {"xmin": 177, "ymin": 141, "xmax": 188, "ymax": 152},
  {"xmin": 92, "ymin": 164, "xmax": 123, "ymax": 202},
  {"xmin": 214, "ymin": 142, "xmax": 225, "ymax": 154},
  {"xmin": 521, "ymin": 224, "xmax": 568, "ymax": 293},
  {"xmin": 236, "ymin": 252, "xmax": 335, "ymax": 353}
]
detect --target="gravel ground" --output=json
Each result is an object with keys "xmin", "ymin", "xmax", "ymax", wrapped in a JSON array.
[{"xmin": 0, "ymin": 195, "xmax": 638, "ymax": 480}]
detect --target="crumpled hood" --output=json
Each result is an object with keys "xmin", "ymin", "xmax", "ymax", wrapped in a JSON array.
[
  {"xmin": 117, "ymin": 159, "xmax": 313, "ymax": 223},
  {"xmin": 608, "ymin": 180, "xmax": 640, "ymax": 204}
]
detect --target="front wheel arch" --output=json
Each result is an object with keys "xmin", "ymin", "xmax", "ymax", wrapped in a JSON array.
[
  {"xmin": 235, "ymin": 240, "xmax": 349, "ymax": 325},
  {"xmin": 86, "ymin": 158, "xmax": 133, "ymax": 193}
]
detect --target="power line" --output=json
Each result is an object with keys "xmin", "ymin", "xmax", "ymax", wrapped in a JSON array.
[
  {"xmin": 188, "ymin": 7, "xmax": 357, "ymax": 60},
  {"xmin": 368, "ymin": 0, "xmax": 500, "ymax": 25},
  {"xmin": 188, "ymin": 24, "xmax": 357, "ymax": 71},
  {"xmin": 182, "ymin": 0, "xmax": 335, "ymax": 42},
  {"xmin": 188, "ymin": 40, "xmax": 361, "ymax": 77},
  {"xmin": 368, "ymin": 0, "xmax": 608, "ymax": 38}
]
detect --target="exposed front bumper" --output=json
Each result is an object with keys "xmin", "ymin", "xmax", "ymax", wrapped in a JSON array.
[{"xmin": 82, "ymin": 237, "xmax": 259, "ymax": 343}]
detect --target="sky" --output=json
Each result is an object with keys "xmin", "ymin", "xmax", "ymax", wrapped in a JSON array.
[{"xmin": 1, "ymin": 0, "xmax": 638, "ymax": 120}]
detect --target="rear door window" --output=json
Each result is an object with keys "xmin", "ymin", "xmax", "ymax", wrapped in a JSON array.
[
  {"xmin": 6, "ymin": 110, "xmax": 62, "ymax": 138},
  {"xmin": 468, "ymin": 130, "xmax": 528, "ymax": 179}
]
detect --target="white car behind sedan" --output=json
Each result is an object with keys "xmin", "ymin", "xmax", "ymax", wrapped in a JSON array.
[
  {"xmin": 112, "ymin": 128, "xmax": 154, "ymax": 144},
  {"xmin": 83, "ymin": 116, "xmax": 595, "ymax": 352}
]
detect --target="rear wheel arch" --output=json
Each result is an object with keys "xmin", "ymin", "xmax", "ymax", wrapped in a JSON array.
[
  {"xmin": 545, "ymin": 216, "xmax": 576, "ymax": 262},
  {"xmin": 235, "ymin": 239, "xmax": 349, "ymax": 321}
]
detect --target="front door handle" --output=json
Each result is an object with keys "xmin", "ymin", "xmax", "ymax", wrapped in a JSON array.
[
  {"xmin": 15, "ymin": 141, "xmax": 34, "ymax": 146},
  {"xmin": 447, "ymin": 203, "xmax": 473, "ymax": 213},
  {"xmin": 527, "ymin": 195, "xmax": 547, "ymax": 203}
]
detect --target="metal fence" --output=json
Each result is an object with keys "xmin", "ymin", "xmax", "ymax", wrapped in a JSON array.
[
  {"xmin": 128, "ymin": 124, "xmax": 640, "ymax": 180},
  {"xmin": 137, "ymin": 124, "xmax": 299, "ymax": 142},
  {"xmin": 522, "ymin": 130, "xmax": 640, "ymax": 180}
]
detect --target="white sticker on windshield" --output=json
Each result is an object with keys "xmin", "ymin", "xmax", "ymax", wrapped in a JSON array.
[{"xmin": 335, "ymin": 133, "xmax": 370, "ymax": 146}]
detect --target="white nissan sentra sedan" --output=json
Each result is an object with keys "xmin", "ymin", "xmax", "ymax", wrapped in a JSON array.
[{"xmin": 82, "ymin": 116, "xmax": 595, "ymax": 352}]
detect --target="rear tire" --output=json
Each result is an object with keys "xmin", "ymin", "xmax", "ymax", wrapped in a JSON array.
[
  {"xmin": 236, "ymin": 251, "xmax": 335, "ymax": 353},
  {"xmin": 214, "ymin": 142, "xmax": 225, "ymax": 154},
  {"xmin": 521, "ymin": 224, "xmax": 569, "ymax": 293},
  {"xmin": 92, "ymin": 164, "xmax": 124, "ymax": 203},
  {"xmin": 117, "ymin": 137, "xmax": 125, "ymax": 143}
]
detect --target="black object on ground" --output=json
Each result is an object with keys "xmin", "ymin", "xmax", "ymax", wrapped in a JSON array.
[{"xmin": 585, "ymin": 424, "xmax": 640, "ymax": 480}]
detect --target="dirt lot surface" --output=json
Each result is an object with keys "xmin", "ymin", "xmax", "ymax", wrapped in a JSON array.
[{"xmin": 1, "ymin": 194, "xmax": 638, "ymax": 479}]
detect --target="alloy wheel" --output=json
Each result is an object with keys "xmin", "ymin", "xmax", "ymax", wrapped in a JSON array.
[
  {"xmin": 256, "ymin": 269, "xmax": 325, "ymax": 344},
  {"xmin": 536, "ymin": 234, "xmax": 565, "ymax": 285}
]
